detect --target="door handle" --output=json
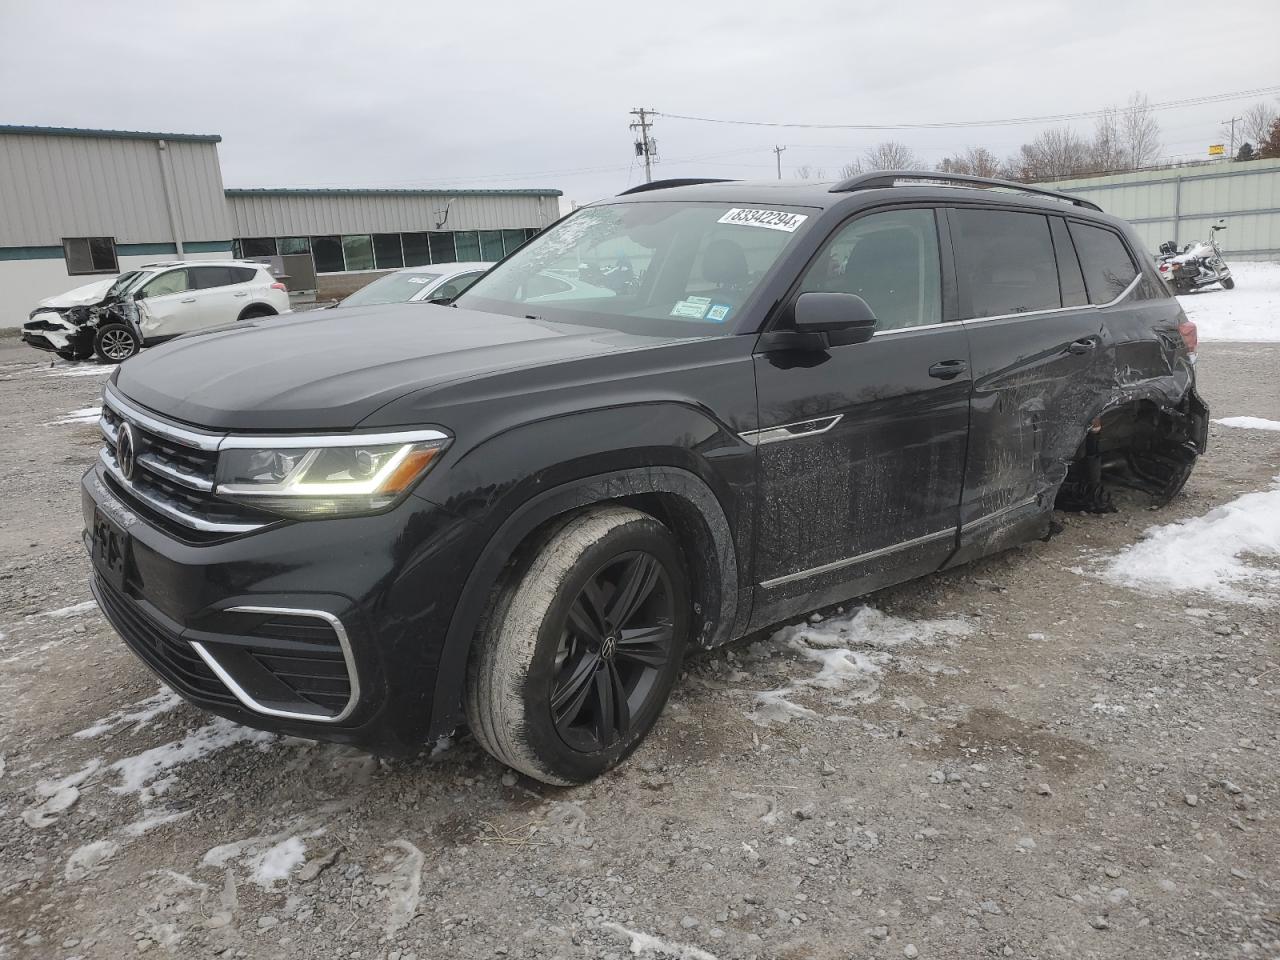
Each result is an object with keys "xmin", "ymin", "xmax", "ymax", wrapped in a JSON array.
[
  {"xmin": 180, "ymin": 297, "xmax": 197, "ymax": 303},
  {"xmin": 928, "ymin": 359, "xmax": 967, "ymax": 380},
  {"xmin": 233, "ymin": 291, "xmax": 248, "ymax": 297},
  {"xmin": 1068, "ymin": 337, "xmax": 1098, "ymax": 355}
]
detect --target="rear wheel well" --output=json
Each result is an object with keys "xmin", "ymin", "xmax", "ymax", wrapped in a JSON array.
[{"xmin": 236, "ymin": 304, "xmax": 277, "ymax": 321}]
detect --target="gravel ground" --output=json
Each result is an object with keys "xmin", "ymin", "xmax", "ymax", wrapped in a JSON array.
[{"xmin": 0, "ymin": 338, "xmax": 1277, "ymax": 960}]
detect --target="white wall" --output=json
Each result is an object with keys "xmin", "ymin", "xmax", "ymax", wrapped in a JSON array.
[{"xmin": 1, "ymin": 251, "xmax": 228, "ymax": 330}]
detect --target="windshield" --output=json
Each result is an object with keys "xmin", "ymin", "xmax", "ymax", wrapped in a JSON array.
[
  {"xmin": 456, "ymin": 201, "xmax": 814, "ymax": 336},
  {"xmin": 106, "ymin": 271, "xmax": 143, "ymax": 298},
  {"xmin": 339, "ymin": 271, "xmax": 443, "ymax": 308}
]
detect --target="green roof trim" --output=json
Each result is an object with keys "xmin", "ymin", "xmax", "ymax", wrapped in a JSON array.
[
  {"xmin": 0, "ymin": 124, "xmax": 222, "ymax": 144},
  {"xmin": 226, "ymin": 186, "xmax": 563, "ymax": 199}
]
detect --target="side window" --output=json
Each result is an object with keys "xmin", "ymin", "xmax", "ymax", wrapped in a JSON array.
[
  {"xmin": 140, "ymin": 269, "xmax": 188, "ymax": 298},
  {"xmin": 797, "ymin": 208, "xmax": 942, "ymax": 331},
  {"xmin": 951, "ymin": 209, "xmax": 1060, "ymax": 318},
  {"xmin": 1049, "ymin": 218, "xmax": 1089, "ymax": 307},
  {"xmin": 188, "ymin": 266, "xmax": 235, "ymax": 290},
  {"xmin": 230, "ymin": 266, "xmax": 258, "ymax": 284},
  {"xmin": 450, "ymin": 272, "xmax": 484, "ymax": 295},
  {"xmin": 1068, "ymin": 222, "xmax": 1139, "ymax": 304}
]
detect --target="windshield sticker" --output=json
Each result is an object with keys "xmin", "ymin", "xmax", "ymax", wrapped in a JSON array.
[
  {"xmin": 406, "ymin": 277, "xmax": 432, "ymax": 284},
  {"xmin": 670, "ymin": 296, "xmax": 711, "ymax": 320},
  {"xmin": 706, "ymin": 303, "xmax": 732, "ymax": 323},
  {"xmin": 717, "ymin": 208, "xmax": 808, "ymax": 233}
]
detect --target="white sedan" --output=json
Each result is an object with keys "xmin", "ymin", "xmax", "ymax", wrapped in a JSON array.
[{"xmin": 333, "ymin": 262, "xmax": 493, "ymax": 309}]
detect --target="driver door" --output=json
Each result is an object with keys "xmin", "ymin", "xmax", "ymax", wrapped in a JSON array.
[
  {"xmin": 134, "ymin": 268, "xmax": 196, "ymax": 338},
  {"xmin": 748, "ymin": 207, "xmax": 971, "ymax": 628}
]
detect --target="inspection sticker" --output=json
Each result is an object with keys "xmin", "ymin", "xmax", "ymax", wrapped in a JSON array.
[
  {"xmin": 706, "ymin": 303, "xmax": 732, "ymax": 323},
  {"xmin": 670, "ymin": 296, "xmax": 712, "ymax": 319},
  {"xmin": 717, "ymin": 208, "xmax": 808, "ymax": 232}
]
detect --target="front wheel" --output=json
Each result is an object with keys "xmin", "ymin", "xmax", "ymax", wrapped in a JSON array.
[
  {"xmin": 93, "ymin": 323, "xmax": 140, "ymax": 363},
  {"xmin": 466, "ymin": 506, "xmax": 690, "ymax": 785},
  {"xmin": 1221, "ymin": 276, "xmax": 1235, "ymax": 290}
]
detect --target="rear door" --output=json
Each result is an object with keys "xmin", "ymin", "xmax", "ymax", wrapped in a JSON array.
[
  {"xmin": 749, "ymin": 206, "xmax": 971, "ymax": 627},
  {"xmin": 187, "ymin": 265, "xmax": 251, "ymax": 327},
  {"xmin": 944, "ymin": 205, "xmax": 1115, "ymax": 565}
]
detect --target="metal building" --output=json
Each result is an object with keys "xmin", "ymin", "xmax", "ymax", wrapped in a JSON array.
[
  {"xmin": 0, "ymin": 125, "xmax": 561, "ymax": 327},
  {"xmin": 1048, "ymin": 158, "xmax": 1280, "ymax": 260}
]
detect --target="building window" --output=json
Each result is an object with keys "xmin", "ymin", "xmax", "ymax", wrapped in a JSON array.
[
  {"xmin": 402, "ymin": 233, "xmax": 431, "ymax": 267},
  {"xmin": 501, "ymin": 229, "xmax": 528, "ymax": 256},
  {"xmin": 278, "ymin": 237, "xmax": 311, "ymax": 255},
  {"xmin": 478, "ymin": 230, "xmax": 505, "ymax": 262},
  {"xmin": 372, "ymin": 233, "xmax": 404, "ymax": 270},
  {"xmin": 64, "ymin": 237, "xmax": 118, "ymax": 275},
  {"xmin": 311, "ymin": 236, "xmax": 345, "ymax": 274},
  {"xmin": 237, "ymin": 237, "xmax": 278, "ymax": 258},
  {"xmin": 429, "ymin": 232, "xmax": 457, "ymax": 264},
  {"xmin": 342, "ymin": 235, "xmax": 375, "ymax": 272},
  {"xmin": 451, "ymin": 231, "xmax": 478, "ymax": 262}
]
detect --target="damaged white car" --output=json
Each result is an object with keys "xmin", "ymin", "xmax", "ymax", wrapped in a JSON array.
[{"xmin": 22, "ymin": 260, "xmax": 290, "ymax": 363}]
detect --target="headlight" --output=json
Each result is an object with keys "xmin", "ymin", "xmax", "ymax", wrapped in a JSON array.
[{"xmin": 214, "ymin": 431, "xmax": 450, "ymax": 519}]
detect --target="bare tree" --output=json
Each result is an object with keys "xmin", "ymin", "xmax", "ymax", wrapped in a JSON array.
[
  {"xmin": 838, "ymin": 160, "xmax": 863, "ymax": 179},
  {"xmin": 793, "ymin": 164, "xmax": 825, "ymax": 180},
  {"xmin": 1014, "ymin": 126, "xmax": 1092, "ymax": 180},
  {"xmin": 1089, "ymin": 106, "xmax": 1127, "ymax": 173},
  {"xmin": 1121, "ymin": 92, "xmax": 1161, "ymax": 169},
  {"xmin": 937, "ymin": 146, "xmax": 1002, "ymax": 178},
  {"xmin": 861, "ymin": 141, "xmax": 920, "ymax": 171},
  {"xmin": 1242, "ymin": 101, "xmax": 1280, "ymax": 148}
]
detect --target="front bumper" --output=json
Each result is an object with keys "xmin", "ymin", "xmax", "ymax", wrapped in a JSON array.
[
  {"xmin": 23, "ymin": 312, "xmax": 93, "ymax": 356},
  {"xmin": 81, "ymin": 462, "xmax": 484, "ymax": 755}
]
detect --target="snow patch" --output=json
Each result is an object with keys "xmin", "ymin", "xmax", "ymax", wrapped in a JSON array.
[
  {"xmin": 51, "ymin": 405, "xmax": 101, "ymax": 426},
  {"xmin": 600, "ymin": 921, "xmax": 721, "ymax": 960},
  {"xmin": 1213, "ymin": 416, "xmax": 1280, "ymax": 431},
  {"xmin": 249, "ymin": 836, "xmax": 308, "ymax": 886},
  {"xmin": 1099, "ymin": 476, "xmax": 1280, "ymax": 605},
  {"xmin": 122, "ymin": 809, "xmax": 193, "ymax": 837},
  {"xmin": 1179, "ymin": 261, "xmax": 1280, "ymax": 342},
  {"xmin": 110, "ymin": 718, "xmax": 275, "ymax": 796},
  {"xmin": 36, "ymin": 600, "xmax": 98, "ymax": 619},
  {"xmin": 380, "ymin": 839, "xmax": 425, "ymax": 935},
  {"xmin": 75, "ymin": 687, "xmax": 183, "ymax": 739},
  {"xmin": 44, "ymin": 363, "xmax": 114, "ymax": 377},
  {"xmin": 65, "ymin": 839, "xmax": 119, "ymax": 882},
  {"xmin": 746, "ymin": 606, "xmax": 971, "ymax": 725},
  {"xmin": 21, "ymin": 759, "xmax": 100, "ymax": 828}
]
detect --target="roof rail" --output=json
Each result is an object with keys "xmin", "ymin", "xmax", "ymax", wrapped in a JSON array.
[
  {"xmin": 828, "ymin": 170, "xmax": 1102, "ymax": 212},
  {"xmin": 617, "ymin": 178, "xmax": 735, "ymax": 196}
]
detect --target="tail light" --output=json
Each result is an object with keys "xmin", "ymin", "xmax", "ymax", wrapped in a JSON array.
[
  {"xmin": 1178, "ymin": 319, "xmax": 1198, "ymax": 359},
  {"xmin": 270, "ymin": 282, "xmax": 287, "ymax": 292}
]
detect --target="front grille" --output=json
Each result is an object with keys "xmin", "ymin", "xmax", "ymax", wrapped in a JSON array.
[
  {"xmin": 99, "ymin": 390, "xmax": 274, "ymax": 537},
  {"xmin": 93, "ymin": 575, "xmax": 238, "ymax": 707}
]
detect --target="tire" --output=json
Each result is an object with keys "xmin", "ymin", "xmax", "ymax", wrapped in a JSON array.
[
  {"xmin": 237, "ymin": 306, "xmax": 276, "ymax": 322},
  {"xmin": 1221, "ymin": 277, "xmax": 1235, "ymax": 290},
  {"xmin": 93, "ymin": 323, "xmax": 140, "ymax": 363},
  {"xmin": 466, "ymin": 506, "xmax": 690, "ymax": 785}
]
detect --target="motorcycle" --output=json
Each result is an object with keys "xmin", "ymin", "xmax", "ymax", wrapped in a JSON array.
[{"xmin": 1157, "ymin": 219, "xmax": 1234, "ymax": 294}]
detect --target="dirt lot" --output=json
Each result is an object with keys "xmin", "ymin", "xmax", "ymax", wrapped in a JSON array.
[{"xmin": 1, "ymin": 335, "xmax": 1277, "ymax": 960}]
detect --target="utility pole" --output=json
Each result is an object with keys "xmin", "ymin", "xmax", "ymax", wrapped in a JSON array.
[
  {"xmin": 630, "ymin": 108, "xmax": 657, "ymax": 183},
  {"xmin": 773, "ymin": 145, "xmax": 787, "ymax": 180},
  {"xmin": 1223, "ymin": 116, "xmax": 1241, "ymax": 157}
]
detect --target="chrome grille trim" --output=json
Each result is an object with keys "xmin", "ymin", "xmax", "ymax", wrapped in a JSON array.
[
  {"xmin": 134, "ymin": 452, "xmax": 215, "ymax": 492},
  {"xmin": 99, "ymin": 448, "xmax": 265, "ymax": 534},
  {"xmin": 103, "ymin": 383, "xmax": 223, "ymax": 451}
]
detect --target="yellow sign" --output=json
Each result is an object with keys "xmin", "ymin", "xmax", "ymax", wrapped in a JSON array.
[{"xmin": 1208, "ymin": 144, "xmax": 1226, "ymax": 156}]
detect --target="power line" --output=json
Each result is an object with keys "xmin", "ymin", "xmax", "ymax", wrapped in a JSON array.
[{"xmin": 656, "ymin": 84, "xmax": 1280, "ymax": 131}]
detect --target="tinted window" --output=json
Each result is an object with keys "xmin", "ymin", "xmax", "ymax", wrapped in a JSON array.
[
  {"xmin": 312, "ymin": 236, "xmax": 344, "ymax": 273},
  {"xmin": 402, "ymin": 233, "xmax": 431, "ymax": 266},
  {"xmin": 140, "ymin": 269, "xmax": 188, "ymax": 298},
  {"xmin": 64, "ymin": 237, "xmax": 118, "ymax": 275},
  {"xmin": 342, "ymin": 235, "xmax": 374, "ymax": 272},
  {"xmin": 502, "ymin": 229, "xmax": 528, "ymax": 256},
  {"xmin": 454, "ymin": 231, "xmax": 480, "ymax": 261},
  {"xmin": 230, "ymin": 266, "xmax": 258, "ymax": 283},
  {"xmin": 1049, "ymin": 218, "xmax": 1089, "ymax": 307},
  {"xmin": 238, "ymin": 238, "xmax": 277, "ymax": 258},
  {"xmin": 798, "ymin": 208, "xmax": 941, "ymax": 331},
  {"xmin": 479, "ymin": 230, "xmax": 505, "ymax": 261},
  {"xmin": 952, "ymin": 210, "xmax": 1060, "ymax": 318},
  {"xmin": 189, "ymin": 266, "xmax": 236, "ymax": 289},
  {"xmin": 429, "ymin": 232, "xmax": 457, "ymax": 264},
  {"xmin": 279, "ymin": 237, "xmax": 311, "ymax": 255},
  {"xmin": 373, "ymin": 234, "xmax": 404, "ymax": 269},
  {"xmin": 1068, "ymin": 222, "xmax": 1139, "ymax": 304}
]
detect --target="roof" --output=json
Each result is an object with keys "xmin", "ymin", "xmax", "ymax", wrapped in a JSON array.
[
  {"xmin": 0, "ymin": 124, "xmax": 221, "ymax": 143},
  {"xmin": 391, "ymin": 261, "xmax": 492, "ymax": 274},
  {"xmin": 225, "ymin": 186, "xmax": 563, "ymax": 199}
]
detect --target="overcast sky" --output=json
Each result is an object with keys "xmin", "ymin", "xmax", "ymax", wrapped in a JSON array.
[{"xmin": 2, "ymin": 0, "xmax": 1277, "ymax": 206}]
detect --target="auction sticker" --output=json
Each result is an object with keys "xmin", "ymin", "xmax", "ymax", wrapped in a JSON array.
[
  {"xmin": 671, "ymin": 296, "xmax": 711, "ymax": 319},
  {"xmin": 717, "ymin": 208, "xmax": 808, "ymax": 232}
]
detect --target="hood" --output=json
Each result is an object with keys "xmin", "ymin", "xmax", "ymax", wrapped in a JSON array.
[
  {"xmin": 112, "ymin": 303, "xmax": 675, "ymax": 431},
  {"xmin": 38, "ymin": 278, "xmax": 116, "ymax": 310}
]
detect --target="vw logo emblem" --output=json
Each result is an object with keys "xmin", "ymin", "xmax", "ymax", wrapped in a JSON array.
[
  {"xmin": 600, "ymin": 633, "xmax": 618, "ymax": 661},
  {"xmin": 117, "ymin": 422, "xmax": 137, "ymax": 482}
]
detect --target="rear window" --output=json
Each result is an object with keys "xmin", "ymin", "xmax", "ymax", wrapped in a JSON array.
[
  {"xmin": 189, "ymin": 266, "xmax": 236, "ymax": 289},
  {"xmin": 1068, "ymin": 222, "xmax": 1139, "ymax": 304},
  {"xmin": 952, "ymin": 209, "xmax": 1061, "ymax": 318}
]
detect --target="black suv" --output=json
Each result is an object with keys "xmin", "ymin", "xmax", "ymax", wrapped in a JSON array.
[{"xmin": 84, "ymin": 172, "xmax": 1208, "ymax": 785}]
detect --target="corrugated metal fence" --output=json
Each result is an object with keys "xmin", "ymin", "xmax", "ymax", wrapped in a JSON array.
[{"xmin": 1047, "ymin": 158, "xmax": 1280, "ymax": 261}]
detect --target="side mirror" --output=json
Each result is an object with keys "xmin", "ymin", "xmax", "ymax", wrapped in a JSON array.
[{"xmin": 793, "ymin": 291, "xmax": 877, "ymax": 341}]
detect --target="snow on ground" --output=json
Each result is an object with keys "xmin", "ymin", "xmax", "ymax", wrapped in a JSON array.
[
  {"xmin": 1099, "ymin": 475, "xmax": 1280, "ymax": 605},
  {"xmin": 248, "ymin": 836, "xmax": 309, "ymax": 886},
  {"xmin": 42, "ymin": 363, "xmax": 114, "ymax": 377},
  {"xmin": 110, "ymin": 718, "xmax": 275, "ymax": 797},
  {"xmin": 74, "ymin": 687, "xmax": 183, "ymax": 739},
  {"xmin": 36, "ymin": 600, "xmax": 98, "ymax": 619},
  {"xmin": 1213, "ymin": 415, "xmax": 1280, "ymax": 431},
  {"xmin": 50, "ymin": 405, "xmax": 101, "ymax": 426},
  {"xmin": 745, "ymin": 606, "xmax": 972, "ymax": 725},
  {"xmin": 600, "ymin": 921, "xmax": 722, "ymax": 960},
  {"xmin": 1178, "ymin": 261, "xmax": 1280, "ymax": 342}
]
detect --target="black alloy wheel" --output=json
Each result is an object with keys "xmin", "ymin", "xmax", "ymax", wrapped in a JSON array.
[{"xmin": 549, "ymin": 551, "xmax": 676, "ymax": 753}]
